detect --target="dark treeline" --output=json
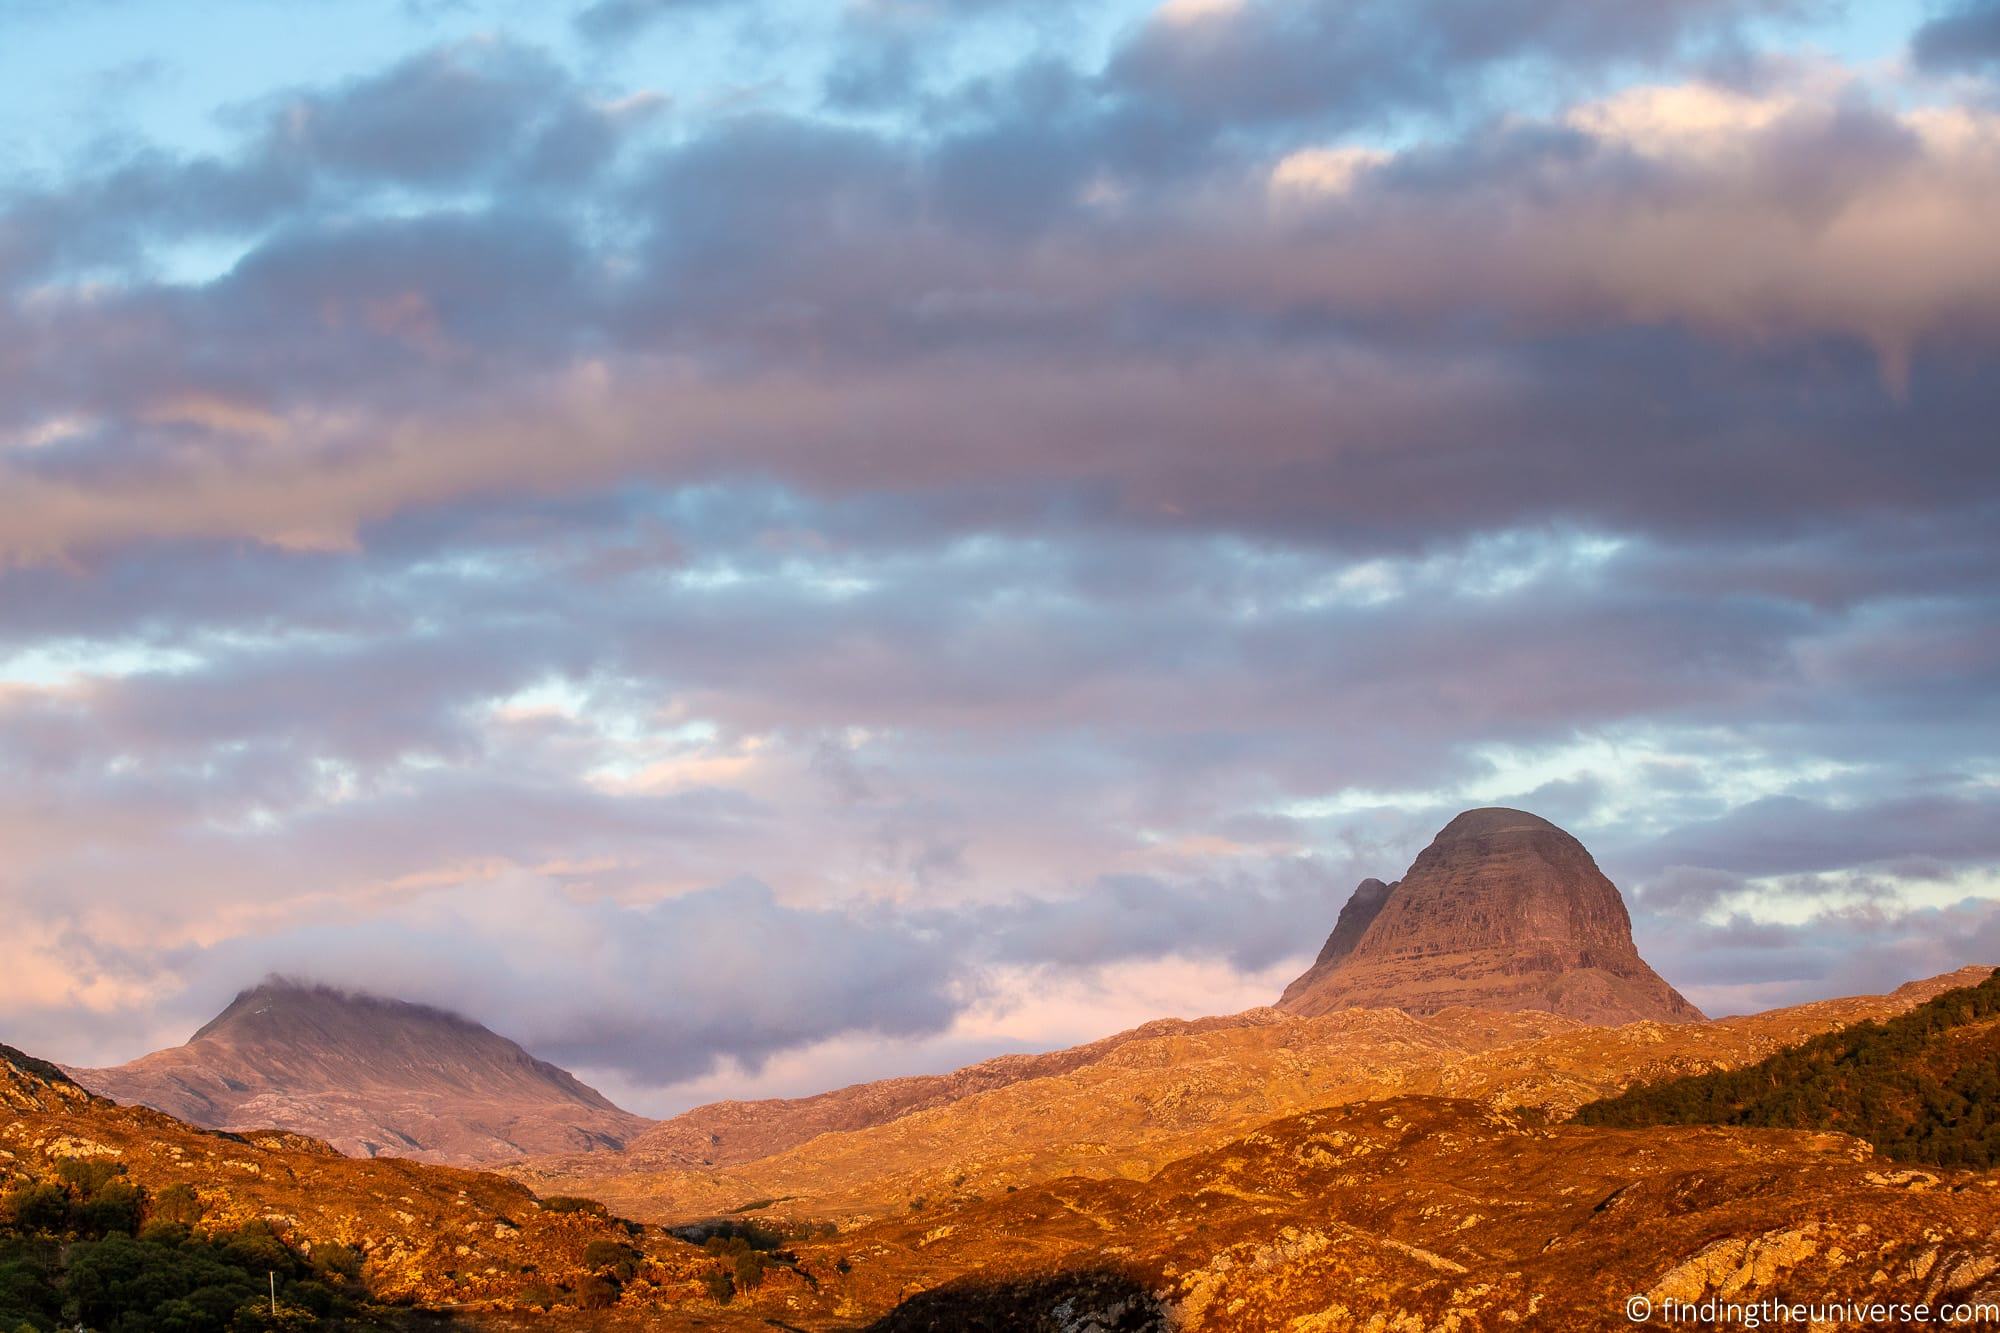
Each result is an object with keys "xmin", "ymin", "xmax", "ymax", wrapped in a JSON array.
[{"xmin": 1575, "ymin": 970, "xmax": 2000, "ymax": 1169}]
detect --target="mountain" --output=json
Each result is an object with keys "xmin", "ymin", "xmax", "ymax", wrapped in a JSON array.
[
  {"xmin": 69, "ymin": 979, "xmax": 652, "ymax": 1164},
  {"xmin": 1577, "ymin": 967, "xmax": 2000, "ymax": 1166},
  {"xmin": 1278, "ymin": 807, "xmax": 1705, "ymax": 1024},
  {"xmin": 0, "ymin": 1041, "xmax": 722, "ymax": 1321}
]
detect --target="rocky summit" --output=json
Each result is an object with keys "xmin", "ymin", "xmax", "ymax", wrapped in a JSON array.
[
  {"xmin": 69, "ymin": 979, "xmax": 652, "ymax": 1164},
  {"xmin": 1278, "ymin": 807, "xmax": 1705, "ymax": 1024}
]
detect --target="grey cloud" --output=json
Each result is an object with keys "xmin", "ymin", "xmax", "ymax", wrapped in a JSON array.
[
  {"xmin": 255, "ymin": 40, "xmax": 639, "ymax": 190},
  {"xmin": 1105, "ymin": 0, "xmax": 1804, "ymax": 127},
  {"xmin": 167, "ymin": 878, "xmax": 963, "ymax": 1084},
  {"xmin": 1914, "ymin": 0, "xmax": 2000, "ymax": 72},
  {"xmin": 3, "ymin": 13, "xmax": 1999, "ymax": 1093},
  {"xmin": 1632, "ymin": 794, "xmax": 2000, "ymax": 879},
  {"xmin": 0, "ymin": 38, "xmax": 640, "ymax": 291},
  {"xmin": 972, "ymin": 861, "xmax": 1355, "ymax": 973},
  {"xmin": 573, "ymin": 0, "xmax": 735, "ymax": 42},
  {"xmin": 1647, "ymin": 900, "xmax": 2000, "ymax": 1016}
]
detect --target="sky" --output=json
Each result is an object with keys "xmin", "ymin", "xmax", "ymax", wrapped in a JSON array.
[{"xmin": 1, "ymin": 0, "xmax": 1998, "ymax": 1116}]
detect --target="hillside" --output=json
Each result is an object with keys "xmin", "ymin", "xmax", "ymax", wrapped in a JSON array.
[
  {"xmin": 511, "ymin": 967, "xmax": 1989, "ymax": 1229},
  {"xmin": 0, "ymin": 1041, "xmax": 775, "ymax": 1328},
  {"xmin": 1576, "ymin": 968, "xmax": 2000, "ymax": 1167},
  {"xmin": 507, "ymin": 1006, "xmax": 1570, "ymax": 1224},
  {"xmin": 623, "ymin": 1011, "xmax": 1297, "ymax": 1172},
  {"xmin": 730, "ymin": 1096, "xmax": 2000, "ymax": 1330},
  {"xmin": 70, "ymin": 980, "xmax": 652, "ymax": 1164}
]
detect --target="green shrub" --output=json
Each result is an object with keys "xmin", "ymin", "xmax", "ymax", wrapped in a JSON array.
[
  {"xmin": 0, "ymin": 1186, "xmax": 67, "ymax": 1236},
  {"xmin": 64, "ymin": 1232, "xmax": 261, "ymax": 1331},
  {"xmin": 227, "ymin": 1301, "xmax": 319, "ymax": 1332},
  {"xmin": 55, "ymin": 1161, "xmax": 125, "ymax": 1199},
  {"xmin": 539, "ymin": 1196, "xmax": 606, "ymax": 1215},
  {"xmin": 0, "ymin": 1241, "xmax": 59, "ymax": 1328},
  {"xmin": 582, "ymin": 1239, "xmax": 640, "ymax": 1281},
  {"xmin": 152, "ymin": 1184, "xmax": 204, "ymax": 1227},
  {"xmin": 670, "ymin": 1218, "xmax": 782, "ymax": 1250},
  {"xmin": 220, "ymin": 1220, "xmax": 295, "ymax": 1276},
  {"xmin": 139, "ymin": 1221, "xmax": 194, "ymax": 1247},
  {"xmin": 702, "ymin": 1270, "xmax": 734, "ymax": 1304},
  {"xmin": 311, "ymin": 1241, "xmax": 364, "ymax": 1285},
  {"xmin": 74, "ymin": 1180, "xmax": 145, "ymax": 1237}
]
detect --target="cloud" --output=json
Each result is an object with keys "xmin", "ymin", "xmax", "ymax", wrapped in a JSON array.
[
  {"xmin": 1650, "ymin": 898, "xmax": 2000, "ymax": 1016},
  {"xmin": 2, "ymin": 6, "xmax": 1999, "ymax": 1096},
  {"xmin": 573, "ymin": 0, "xmax": 735, "ymax": 42},
  {"xmin": 1631, "ymin": 793, "xmax": 2000, "ymax": 879},
  {"xmin": 1913, "ymin": 0, "xmax": 2000, "ymax": 73},
  {"xmin": 1106, "ymin": 0, "xmax": 1805, "ymax": 127}
]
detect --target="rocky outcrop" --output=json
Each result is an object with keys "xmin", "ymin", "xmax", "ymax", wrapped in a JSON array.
[
  {"xmin": 1277, "ymin": 877, "xmax": 1397, "ymax": 1009},
  {"xmin": 1278, "ymin": 808, "xmax": 1705, "ymax": 1024},
  {"xmin": 2, "ymin": 1042, "xmax": 98, "ymax": 1114},
  {"xmin": 69, "ymin": 979, "xmax": 651, "ymax": 1164}
]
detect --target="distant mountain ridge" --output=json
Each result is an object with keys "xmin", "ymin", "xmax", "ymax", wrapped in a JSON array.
[
  {"xmin": 69, "ymin": 978, "xmax": 651, "ymax": 1164},
  {"xmin": 1278, "ymin": 808, "xmax": 1704, "ymax": 1024}
]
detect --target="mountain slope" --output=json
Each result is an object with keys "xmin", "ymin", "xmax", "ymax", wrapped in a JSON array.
[
  {"xmin": 1279, "ymin": 807, "xmax": 1704, "ymax": 1024},
  {"xmin": 70, "ymin": 979, "xmax": 651, "ymax": 1164},
  {"xmin": 1577, "ymin": 967, "xmax": 2000, "ymax": 1166},
  {"xmin": 621, "ymin": 1010, "xmax": 1300, "ymax": 1172},
  {"xmin": 0, "ymin": 1041, "xmax": 730, "ymax": 1321}
]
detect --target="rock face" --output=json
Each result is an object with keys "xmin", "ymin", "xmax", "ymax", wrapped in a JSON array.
[
  {"xmin": 69, "ymin": 979, "xmax": 651, "ymax": 1163},
  {"xmin": 1278, "ymin": 807, "xmax": 1705, "ymax": 1024},
  {"xmin": 1276, "ymin": 876, "xmax": 1397, "ymax": 1007}
]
